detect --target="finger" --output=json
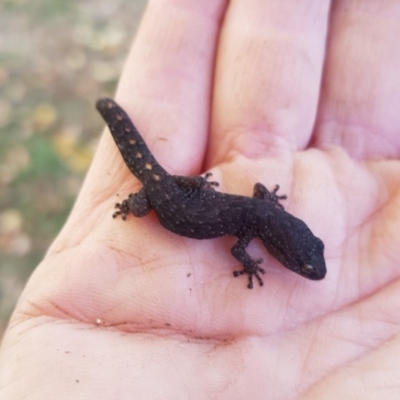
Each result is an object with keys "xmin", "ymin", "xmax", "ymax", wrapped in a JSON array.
[
  {"xmin": 114, "ymin": 0, "xmax": 228, "ymax": 174},
  {"xmin": 314, "ymin": 1, "xmax": 400, "ymax": 159},
  {"xmin": 208, "ymin": 1, "xmax": 330, "ymax": 165}
]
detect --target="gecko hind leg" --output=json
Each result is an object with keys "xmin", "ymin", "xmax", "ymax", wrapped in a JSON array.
[
  {"xmin": 173, "ymin": 172, "xmax": 219, "ymax": 192},
  {"xmin": 231, "ymin": 236, "xmax": 265, "ymax": 289},
  {"xmin": 253, "ymin": 183, "xmax": 287, "ymax": 210},
  {"xmin": 113, "ymin": 187, "xmax": 151, "ymax": 219}
]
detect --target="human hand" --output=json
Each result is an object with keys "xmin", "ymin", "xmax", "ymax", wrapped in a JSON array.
[{"xmin": 1, "ymin": 1, "xmax": 400, "ymax": 399}]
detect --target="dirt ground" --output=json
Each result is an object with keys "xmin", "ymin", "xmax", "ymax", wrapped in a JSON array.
[{"xmin": 0, "ymin": 0, "xmax": 146, "ymax": 339}]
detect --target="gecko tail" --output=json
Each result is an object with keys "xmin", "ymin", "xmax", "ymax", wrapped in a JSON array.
[{"xmin": 96, "ymin": 97, "xmax": 169, "ymax": 183}]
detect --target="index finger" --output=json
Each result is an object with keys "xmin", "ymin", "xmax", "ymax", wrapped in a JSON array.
[{"xmin": 114, "ymin": 0, "xmax": 227, "ymax": 175}]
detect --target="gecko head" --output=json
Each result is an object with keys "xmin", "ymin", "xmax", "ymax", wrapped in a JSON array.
[
  {"xmin": 261, "ymin": 214, "xmax": 326, "ymax": 280},
  {"xmin": 293, "ymin": 236, "xmax": 326, "ymax": 280}
]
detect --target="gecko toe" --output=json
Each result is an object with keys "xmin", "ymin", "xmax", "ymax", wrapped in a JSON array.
[
  {"xmin": 247, "ymin": 277, "xmax": 254, "ymax": 289},
  {"xmin": 204, "ymin": 172, "xmax": 219, "ymax": 188},
  {"xmin": 254, "ymin": 272, "xmax": 264, "ymax": 287}
]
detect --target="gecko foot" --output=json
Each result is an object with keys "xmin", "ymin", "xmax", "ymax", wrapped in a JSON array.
[
  {"xmin": 271, "ymin": 185, "xmax": 287, "ymax": 206},
  {"xmin": 113, "ymin": 200, "xmax": 130, "ymax": 220},
  {"xmin": 233, "ymin": 259, "xmax": 265, "ymax": 289},
  {"xmin": 204, "ymin": 172, "xmax": 219, "ymax": 187},
  {"xmin": 253, "ymin": 183, "xmax": 287, "ymax": 210}
]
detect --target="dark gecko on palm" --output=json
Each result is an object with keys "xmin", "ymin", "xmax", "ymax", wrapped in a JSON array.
[{"xmin": 96, "ymin": 97, "xmax": 326, "ymax": 288}]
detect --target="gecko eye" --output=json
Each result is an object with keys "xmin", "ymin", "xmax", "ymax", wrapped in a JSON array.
[{"xmin": 301, "ymin": 264, "xmax": 315, "ymax": 274}]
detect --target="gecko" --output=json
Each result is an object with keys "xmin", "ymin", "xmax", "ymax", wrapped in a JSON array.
[{"xmin": 96, "ymin": 97, "xmax": 326, "ymax": 289}]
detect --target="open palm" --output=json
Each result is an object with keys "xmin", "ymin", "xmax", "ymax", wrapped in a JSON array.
[{"xmin": 1, "ymin": 2, "xmax": 400, "ymax": 399}]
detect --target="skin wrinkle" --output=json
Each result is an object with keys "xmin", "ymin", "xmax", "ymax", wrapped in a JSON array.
[
  {"xmin": 5, "ymin": 269, "xmax": 400, "ymax": 397},
  {"xmin": 264, "ymin": 271, "xmax": 400, "ymax": 346},
  {"xmin": 301, "ymin": 332, "xmax": 400, "ymax": 397},
  {"xmin": 221, "ymin": 125, "xmax": 296, "ymax": 162},
  {"xmin": 297, "ymin": 306, "xmax": 400, "ymax": 394},
  {"xmin": 322, "ymin": 121, "xmax": 397, "ymax": 159},
  {"xmin": 297, "ymin": 323, "xmax": 320, "ymax": 391}
]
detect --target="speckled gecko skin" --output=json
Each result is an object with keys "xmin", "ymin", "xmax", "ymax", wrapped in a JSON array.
[{"xmin": 96, "ymin": 97, "xmax": 326, "ymax": 288}]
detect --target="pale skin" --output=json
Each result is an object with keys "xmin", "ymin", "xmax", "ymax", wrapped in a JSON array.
[{"xmin": 1, "ymin": 0, "xmax": 400, "ymax": 398}]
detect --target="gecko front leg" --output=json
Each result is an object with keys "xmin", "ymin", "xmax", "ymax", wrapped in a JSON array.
[
  {"xmin": 231, "ymin": 235, "xmax": 265, "ymax": 289},
  {"xmin": 173, "ymin": 172, "xmax": 219, "ymax": 192}
]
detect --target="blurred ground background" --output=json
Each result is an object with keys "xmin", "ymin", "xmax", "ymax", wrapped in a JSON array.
[{"xmin": 0, "ymin": 0, "xmax": 146, "ymax": 340}]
